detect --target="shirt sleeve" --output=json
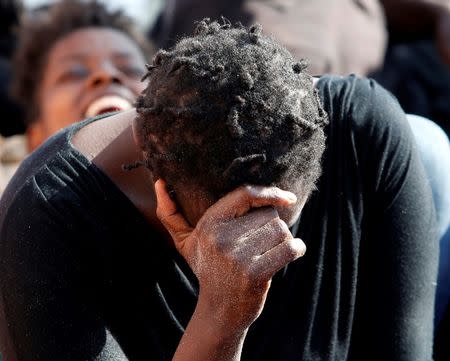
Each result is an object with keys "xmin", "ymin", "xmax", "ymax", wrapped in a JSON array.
[
  {"xmin": 0, "ymin": 178, "xmax": 128, "ymax": 361},
  {"xmin": 346, "ymin": 76, "xmax": 438, "ymax": 360}
]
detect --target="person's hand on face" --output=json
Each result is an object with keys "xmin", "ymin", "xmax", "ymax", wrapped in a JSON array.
[{"xmin": 154, "ymin": 179, "xmax": 306, "ymax": 331}]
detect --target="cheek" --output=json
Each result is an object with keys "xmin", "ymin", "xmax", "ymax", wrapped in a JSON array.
[
  {"xmin": 177, "ymin": 195, "xmax": 209, "ymax": 227},
  {"xmin": 39, "ymin": 84, "xmax": 83, "ymax": 134},
  {"xmin": 174, "ymin": 187, "xmax": 215, "ymax": 227}
]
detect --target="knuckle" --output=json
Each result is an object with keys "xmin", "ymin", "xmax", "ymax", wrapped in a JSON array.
[
  {"xmin": 242, "ymin": 184, "xmax": 253, "ymax": 193},
  {"xmin": 267, "ymin": 186, "xmax": 284, "ymax": 200},
  {"xmin": 156, "ymin": 210, "xmax": 170, "ymax": 227},
  {"xmin": 285, "ymin": 238, "xmax": 305, "ymax": 259},
  {"xmin": 271, "ymin": 218, "xmax": 292, "ymax": 241},
  {"xmin": 284, "ymin": 242, "xmax": 299, "ymax": 260},
  {"xmin": 266, "ymin": 187, "xmax": 278, "ymax": 198},
  {"xmin": 212, "ymin": 233, "xmax": 229, "ymax": 253},
  {"xmin": 242, "ymin": 265, "xmax": 259, "ymax": 284},
  {"xmin": 242, "ymin": 184, "xmax": 256, "ymax": 200}
]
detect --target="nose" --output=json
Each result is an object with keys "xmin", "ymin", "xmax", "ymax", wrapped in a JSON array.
[{"xmin": 86, "ymin": 62, "xmax": 123, "ymax": 88}]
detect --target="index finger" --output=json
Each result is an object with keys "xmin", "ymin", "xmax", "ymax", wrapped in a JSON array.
[{"xmin": 205, "ymin": 185, "xmax": 297, "ymax": 222}]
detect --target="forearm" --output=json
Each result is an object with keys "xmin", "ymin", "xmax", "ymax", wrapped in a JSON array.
[{"xmin": 172, "ymin": 297, "xmax": 248, "ymax": 361}]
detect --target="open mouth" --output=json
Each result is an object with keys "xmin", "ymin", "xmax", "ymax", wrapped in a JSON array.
[{"xmin": 84, "ymin": 95, "xmax": 133, "ymax": 118}]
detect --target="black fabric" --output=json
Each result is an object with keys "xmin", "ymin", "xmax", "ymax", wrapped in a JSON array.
[
  {"xmin": 434, "ymin": 301, "xmax": 450, "ymax": 361},
  {"xmin": 0, "ymin": 75, "xmax": 438, "ymax": 360}
]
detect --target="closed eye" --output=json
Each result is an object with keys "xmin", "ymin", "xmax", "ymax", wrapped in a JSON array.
[
  {"xmin": 55, "ymin": 65, "xmax": 89, "ymax": 83},
  {"xmin": 119, "ymin": 64, "xmax": 145, "ymax": 78}
]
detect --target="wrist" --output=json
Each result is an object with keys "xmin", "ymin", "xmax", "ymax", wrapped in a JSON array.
[
  {"xmin": 172, "ymin": 296, "xmax": 249, "ymax": 361},
  {"xmin": 194, "ymin": 293, "xmax": 251, "ymax": 339}
]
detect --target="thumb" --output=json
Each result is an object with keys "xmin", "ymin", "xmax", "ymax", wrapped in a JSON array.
[{"xmin": 154, "ymin": 179, "xmax": 193, "ymax": 253}]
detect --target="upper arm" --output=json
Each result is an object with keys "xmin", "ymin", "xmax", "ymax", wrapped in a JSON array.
[{"xmin": 349, "ymin": 77, "xmax": 438, "ymax": 360}]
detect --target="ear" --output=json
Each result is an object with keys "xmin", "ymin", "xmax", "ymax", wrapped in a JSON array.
[{"xmin": 26, "ymin": 120, "xmax": 45, "ymax": 152}]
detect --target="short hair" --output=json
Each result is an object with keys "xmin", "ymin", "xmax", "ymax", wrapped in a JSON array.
[
  {"xmin": 134, "ymin": 19, "xmax": 328, "ymax": 199},
  {"xmin": 12, "ymin": 0, "xmax": 153, "ymax": 126}
]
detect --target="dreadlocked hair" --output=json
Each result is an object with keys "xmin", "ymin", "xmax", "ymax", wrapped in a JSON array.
[
  {"xmin": 135, "ymin": 19, "xmax": 328, "ymax": 199},
  {"xmin": 12, "ymin": 0, "xmax": 153, "ymax": 126}
]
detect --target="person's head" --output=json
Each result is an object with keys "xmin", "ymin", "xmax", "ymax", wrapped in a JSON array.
[
  {"xmin": 12, "ymin": 0, "xmax": 153, "ymax": 150},
  {"xmin": 134, "ymin": 19, "xmax": 328, "ymax": 226}
]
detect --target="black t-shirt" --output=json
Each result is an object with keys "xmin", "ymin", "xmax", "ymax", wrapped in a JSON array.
[{"xmin": 0, "ymin": 75, "xmax": 439, "ymax": 360}]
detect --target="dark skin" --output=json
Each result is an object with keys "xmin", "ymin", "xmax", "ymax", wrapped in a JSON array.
[
  {"xmin": 28, "ymin": 27, "xmax": 146, "ymax": 151},
  {"xmin": 33, "ymin": 25, "xmax": 309, "ymax": 359},
  {"xmin": 72, "ymin": 109, "xmax": 308, "ymax": 360},
  {"xmin": 10, "ymin": 16, "xmax": 318, "ymax": 358}
]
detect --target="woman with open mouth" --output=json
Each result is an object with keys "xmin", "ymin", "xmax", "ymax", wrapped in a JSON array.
[
  {"xmin": 0, "ymin": 0, "xmax": 152, "ymax": 197},
  {"xmin": 11, "ymin": 0, "xmax": 153, "ymax": 152}
]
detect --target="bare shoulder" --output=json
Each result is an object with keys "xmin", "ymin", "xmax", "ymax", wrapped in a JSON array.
[
  {"xmin": 71, "ymin": 109, "xmax": 136, "ymax": 161},
  {"xmin": 71, "ymin": 109, "xmax": 159, "ymax": 226}
]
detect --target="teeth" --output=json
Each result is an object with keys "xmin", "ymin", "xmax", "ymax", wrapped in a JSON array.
[{"xmin": 85, "ymin": 95, "xmax": 132, "ymax": 118}]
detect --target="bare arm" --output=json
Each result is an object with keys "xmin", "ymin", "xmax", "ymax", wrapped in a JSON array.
[
  {"xmin": 171, "ymin": 302, "xmax": 248, "ymax": 361},
  {"xmin": 154, "ymin": 180, "xmax": 306, "ymax": 361}
]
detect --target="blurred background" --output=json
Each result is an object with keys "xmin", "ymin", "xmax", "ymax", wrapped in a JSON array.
[
  {"xmin": 2, "ymin": 0, "xmax": 450, "ymax": 138},
  {"xmin": 24, "ymin": 0, "xmax": 164, "ymax": 30}
]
